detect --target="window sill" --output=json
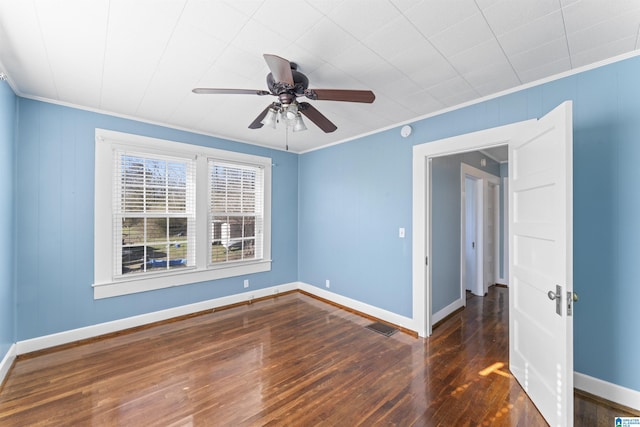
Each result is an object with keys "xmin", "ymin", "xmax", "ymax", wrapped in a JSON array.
[{"xmin": 93, "ymin": 260, "xmax": 272, "ymax": 299}]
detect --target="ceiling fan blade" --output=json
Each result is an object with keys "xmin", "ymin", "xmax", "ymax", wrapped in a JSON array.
[
  {"xmin": 305, "ymin": 89, "xmax": 375, "ymax": 103},
  {"xmin": 192, "ymin": 88, "xmax": 271, "ymax": 96},
  {"xmin": 263, "ymin": 54, "xmax": 294, "ymax": 86},
  {"xmin": 249, "ymin": 105, "xmax": 274, "ymax": 129},
  {"xmin": 193, "ymin": 88, "xmax": 271, "ymax": 96},
  {"xmin": 298, "ymin": 102, "xmax": 337, "ymax": 133}
]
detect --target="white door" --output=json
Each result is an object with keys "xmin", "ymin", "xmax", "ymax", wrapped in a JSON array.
[
  {"xmin": 484, "ymin": 183, "xmax": 496, "ymax": 292},
  {"xmin": 509, "ymin": 101, "xmax": 573, "ymax": 426},
  {"xmin": 464, "ymin": 176, "xmax": 477, "ymax": 293}
]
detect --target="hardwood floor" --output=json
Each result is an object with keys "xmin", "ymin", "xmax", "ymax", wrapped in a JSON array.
[{"xmin": 0, "ymin": 287, "xmax": 637, "ymax": 426}]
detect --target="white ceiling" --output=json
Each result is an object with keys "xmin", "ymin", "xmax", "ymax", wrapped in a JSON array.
[{"xmin": 1, "ymin": 0, "xmax": 639, "ymax": 153}]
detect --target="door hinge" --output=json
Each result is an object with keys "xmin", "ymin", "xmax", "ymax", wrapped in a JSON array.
[{"xmin": 425, "ymin": 256, "xmax": 428, "ymax": 266}]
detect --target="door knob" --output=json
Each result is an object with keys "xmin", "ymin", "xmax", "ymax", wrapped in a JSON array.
[
  {"xmin": 548, "ymin": 285, "xmax": 562, "ymax": 316},
  {"xmin": 572, "ymin": 292, "xmax": 579, "ymax": 302}
]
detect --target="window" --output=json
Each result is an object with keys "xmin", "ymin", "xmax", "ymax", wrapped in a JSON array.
[
  {"xmin": 116, "ymin": 152, "xmax": 196, "ymax": 276},
  {"xmin": 94, "ymin": 129, "xmax": 271, "ymax": 299},
  {"xmin": 209, "ymin": 160, "xmax": 264, "ymax": 265}
]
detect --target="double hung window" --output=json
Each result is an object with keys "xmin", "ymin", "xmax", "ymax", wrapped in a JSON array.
[
  {"xmin": 115, "ymin": 152, "xmax": 196, "ymax": 276},
  {"xmin": 209, "ymin": 160, "xmax": 264, "ymax": 265},
  {"xmin": 94, "ymin": 129, "xmax": 271, "ymax": 299}
]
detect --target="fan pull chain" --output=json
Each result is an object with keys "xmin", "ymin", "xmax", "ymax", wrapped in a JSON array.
[{"xmin": 285, "ymin": 123, "xmax": 289, "ymax": 151}]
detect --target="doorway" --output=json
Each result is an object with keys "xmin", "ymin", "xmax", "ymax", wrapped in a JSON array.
[
  {"xmin": 427, "ymin": 153, "xmax": 504, "ymax": 324},
  {"xmin": 411, "ymin": 119, "xmax": 532, "ymax": 338},
  {"xmin": 460, "ymin": 162, "xmax": 503, "ymax": 301}
]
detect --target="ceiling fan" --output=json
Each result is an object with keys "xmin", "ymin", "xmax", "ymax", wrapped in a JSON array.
[{"xmin": 192, "ymin": 54, "xmax": 375, "ymax": 133}]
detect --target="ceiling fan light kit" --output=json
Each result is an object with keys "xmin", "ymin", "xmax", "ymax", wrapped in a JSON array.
[
  {"xmin": 284, "ymin": 102, "xmax": 298, "ymax": 121},
  {"xmin": 260, "ymin": 102, "xmax": 308, "ymax": 132},
  {"xmin": 193, "ymin": 54, "xmax": 375, "ymax": 143},
  {"xmin": 261, "ymin": 107, "xmax": 278, "ymax": 129},
  {"xmin": 292, "ymin": 113, "xmax": 307, "ymax": 132}
]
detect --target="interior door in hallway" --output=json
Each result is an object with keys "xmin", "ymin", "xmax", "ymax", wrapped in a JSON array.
[{"xmin": 464, "ymin": 175, "xmax": 478, "ymax": 294}]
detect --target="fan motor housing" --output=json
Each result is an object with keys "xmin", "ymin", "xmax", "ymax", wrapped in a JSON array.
[{"xmin": 266, "ymin": 69, "xmax": 309, "ymax": 98}]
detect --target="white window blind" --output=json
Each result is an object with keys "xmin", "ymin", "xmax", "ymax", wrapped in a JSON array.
[
  {"xmin": 209, "ymin": 159, "xmax": 264, "ymax": 265},
  {"xmin": 95, "ymin": 129, "xmax": 272, "ymax": 299},
  {"xmin": 114, "ymin": 151, "xmax": 196, "ymax": 276}
]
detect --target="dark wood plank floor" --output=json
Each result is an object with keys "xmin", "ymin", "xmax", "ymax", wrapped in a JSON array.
[{"xmin": 0, "ymin": 287, "xmax": 637, "ymax": 426}]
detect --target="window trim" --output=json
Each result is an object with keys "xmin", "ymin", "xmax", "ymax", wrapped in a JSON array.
[{"xmin": 94, "ymin": 129, "xmax": 272, "ymax": 299}]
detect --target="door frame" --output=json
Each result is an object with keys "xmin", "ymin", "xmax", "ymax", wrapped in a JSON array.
[
  {"xmin": 492, "ymin": 181, "xmax": 501, "ymax": 287},
  {"xmin": 462, "ymin": 174, "xmax": 480, "ymax": 298},
  {"xmin": 412, "ymin": 119, "xmax": 534, "ymax": 337},
  {"xmin": 499, "ymin": 177, "xmax": 509, "ymax": 285},
  {"xmin": 460, "ymin": 163, "xmax": 500, "ymax": 299}
]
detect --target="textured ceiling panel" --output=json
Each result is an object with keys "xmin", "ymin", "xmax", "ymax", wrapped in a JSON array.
[{"xmin": 0, "ymin": 0, "xmax": 639, "ymax": 153}]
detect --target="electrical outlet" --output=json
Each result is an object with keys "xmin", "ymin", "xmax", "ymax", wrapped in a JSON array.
[
  {"xmin": 244, "ymin": 279, "xmax": 249, "ymax": 288},
  {"xmin": 325, "ymin": 279, "xmax": 330, "ymax": 288}
]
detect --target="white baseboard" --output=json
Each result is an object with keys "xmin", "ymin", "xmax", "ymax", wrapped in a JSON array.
[
  {"xmin": 496, "ymin": 277, "xmax": 508, "ymax": 286},
  {"xmin": 575, "ymin": 372, "xmax": 640, "ymax": 411},
  {"xmin": 0, "ymin": 343, "xmax": 16, "ymax": 386},
  {"xmin": 16, "ymin": 282, "xmax": 298, "ymax": 355},
  {"xmin": 297, "ymin": 282, "xmax": 416, "ymax": 332},
  {"xmin": 432, "ymin": 297, "xmax": 464, "ymax": 325}
]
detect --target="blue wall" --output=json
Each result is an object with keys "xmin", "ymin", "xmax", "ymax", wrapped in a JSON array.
[
  {"xmin": 299, "ymin": 55, "xmax": 640, "ymax": 392},
  {"xmin": 0, "ymin": 81, "xmax": 16, "ymax": 360},
  {"xmin": 431, "ymin": 152, "xmax": 499, "ymax": 313},
  {"xmin": 15, "ymin": 99, "xmax": 298, "ymax": 341},
  {"xmin": 298, "ymin": 130, "xmax": 413, "ymax": 317}
]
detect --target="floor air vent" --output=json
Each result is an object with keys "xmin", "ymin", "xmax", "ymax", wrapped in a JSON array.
[{"xmin": 365, "ymin": 321, "xmax": 398, "ymax": 337}]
